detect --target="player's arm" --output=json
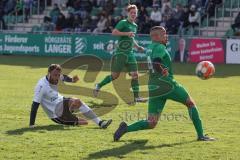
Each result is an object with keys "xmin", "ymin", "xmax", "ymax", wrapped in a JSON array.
[
  {"xmin": 133, "ymin": 39, "xmax": 144, "ymax": 52},
  {"xmin": 29, "ymin": 101, "xmax": 40, "ymax": 127},
  {"xmin": 61, "ymin": 74, "xmax": 79, "ymax": 83},
  {"xmin": 30, "ymin": 82, "xmax": 44, "ymax": 128},
  {"xmin": 152, "ymin": 57, "xmax": 168, "ymax": 76},
  {"xmin": 112, "ymin": 29, "xmax": 135, "ymax": 37}
]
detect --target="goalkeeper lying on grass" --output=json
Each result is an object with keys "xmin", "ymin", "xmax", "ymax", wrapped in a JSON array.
[{"xmin": 29, "ymin": 64, "xmax": 112, "ymax": 128}]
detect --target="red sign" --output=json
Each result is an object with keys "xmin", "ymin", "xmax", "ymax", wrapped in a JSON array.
[{"xmin": 189, "ymin": 38, "xmax": 225, "ymax": 63}]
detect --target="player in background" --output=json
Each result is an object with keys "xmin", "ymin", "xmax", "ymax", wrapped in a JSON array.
[
  {"xmin": 93, "ymin": 4, "xmax": 147, "ymax": 103},
  {"xmin": 114, "ymin": 26, "xmax": 215, "ymax": 141},
  {"xmin": 29, "ymin": 64, "xmax": 112, "ymax": 128}
]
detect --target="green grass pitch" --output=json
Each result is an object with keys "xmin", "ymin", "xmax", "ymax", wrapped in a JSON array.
[{"xmin": 0, "ymin": 55, "xmax": 239, "ymax": 160}]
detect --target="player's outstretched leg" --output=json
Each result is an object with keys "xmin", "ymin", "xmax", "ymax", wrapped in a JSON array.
[
  {"xmin": 69, "ymin": 98, "xmax": 112, "ymax": 129},
  {"xmin": 169, "ymin": 84, "xmax": 215, "ymax": 141},
  {"xmin": 113, "ymin": 121, "xmax": 128, "ymax": 141},
  {"xmin": 186, "ymin": 97, "xmax": 215, "ymax": 141},
  {"xmin": 114, "ymin": 114, "xmax": 158, "ymax": 141}
]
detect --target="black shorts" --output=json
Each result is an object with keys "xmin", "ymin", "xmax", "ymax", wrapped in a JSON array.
[{"xmin": 51, "ymin": 98, "xmax": 79, "ymax": 125}]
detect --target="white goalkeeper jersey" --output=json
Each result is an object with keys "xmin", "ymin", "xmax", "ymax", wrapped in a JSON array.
[{"xmin": 33, "ymin": 76, "xmax": 64, "ymax": 118}]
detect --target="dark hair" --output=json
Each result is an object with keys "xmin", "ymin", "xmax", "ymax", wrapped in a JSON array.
[{"xmin": 48, "ymin": 64, "xmax": 62, "ymax": 73}]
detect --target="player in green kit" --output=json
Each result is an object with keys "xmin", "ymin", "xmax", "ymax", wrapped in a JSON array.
[
  {"xmin": 114, "ymin": 26, "xmax": 215, "ymax": 141},
  {"xmin": 93, "ymin": 4, "xmax": 147, "ymax": 103}
]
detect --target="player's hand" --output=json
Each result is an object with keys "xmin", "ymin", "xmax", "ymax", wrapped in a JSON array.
[
  {"xmin": 78, "ymin": 118, "xmax": 88, "ymax": 125},
  {"xmin": 137, "ymin": 46, "xmax": 145, "ymax": 52},
  {"xmin": 72, "ymin": 75, "xmax": 79, "ymax": 83},
  {"xmin": 127, "ymin": 32, "xmax": 135, "ymax": 38},
  {"xmin": 162, "ymin": 68, "xmax": 169, "ymax": 77}
]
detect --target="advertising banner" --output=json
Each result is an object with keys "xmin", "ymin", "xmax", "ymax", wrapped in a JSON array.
[
  {"xmin": 0, "ymin": 33, "xmax": 177, "ymax": 60},
  {"xmin": 188, "ymin": 38, "xmax": 225, "ymax": 63},
  {"xmin": 226, "ymin": 39, "xmax": 240, "ymax": 64}
]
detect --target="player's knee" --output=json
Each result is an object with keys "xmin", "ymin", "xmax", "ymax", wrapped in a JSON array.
[
  {"xmin": 111, "ymin": 72, "xmax": 119, "ymax": 80},
  {"xmin": 69, "ymin": 98, "xmax": 82, "ymax": 110},
  {"xmin": 148, "ymin": 120, "xmax": 158, "ymax": 129},
  {"xmin": 75, "ymin": 99, "xmax": 82, "ymax": 107},
  {"xmin": 185, "ymin": 97, "xmax": 196, "ymax": 108},
  {"xmin": 77, "ymin": 118, "xmax": 88, "ymax": 125},
  {"xmin": 148, "ymin": 116, "xmax": 158, "ymax": 129},
  {"xmin": 130, "ymin": 72, "xmax": 138, "ymax": 80}
]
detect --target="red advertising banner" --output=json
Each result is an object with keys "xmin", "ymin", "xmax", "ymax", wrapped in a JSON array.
[{"xmin": 189, "ymin": 38, "xmax": 225, "ymax": 63}]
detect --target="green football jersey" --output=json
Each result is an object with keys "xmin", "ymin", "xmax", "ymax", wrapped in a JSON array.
[
  {"xmin": 115, "ymin": 19, "xmax": 137, "ymax": 53},
  {"xmin": 147, "ymin": 42, "xmax": 174, "ymax": 80}
]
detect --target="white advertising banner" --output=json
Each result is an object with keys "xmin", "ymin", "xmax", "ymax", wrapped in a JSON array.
[{"xmin": 226, "ymin": 39, "xmax": 240, "ymax": 64}]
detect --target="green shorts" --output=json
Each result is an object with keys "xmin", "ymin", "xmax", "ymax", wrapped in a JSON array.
[
  {"xmin": 148, "ymin": 80, "xmax": 190, "ymax": 115},
  {"xmin": 111, "ymin": 52, "xmax": 138, "ymax": 73}
]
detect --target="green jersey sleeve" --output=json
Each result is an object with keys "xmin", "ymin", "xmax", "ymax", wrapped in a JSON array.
[{"xmin": 115, "ymin": 20, "xmax": 125, "ymax": 31}]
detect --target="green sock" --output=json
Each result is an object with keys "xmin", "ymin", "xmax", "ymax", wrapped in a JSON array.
[
  {"xmin": 131, "ymin": 79, "xmax": 139, "ymax": 98},
  {"xmin": 127, "ymin": 120, "xmax": 150, "ymax": 132},
  {"xmin": 98, "ymin": 75, "xmax": 112, "ymax": 88},
  {"xmin": 188, "ymin": 107, "xmax": 204, "ymax": 138}
]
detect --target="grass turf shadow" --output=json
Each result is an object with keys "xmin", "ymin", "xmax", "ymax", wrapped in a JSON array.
[
  {"xmin": 84, "ymin": 139, "xmax": 196, "ymax": 159},
  {"xmin": 6, "ymin": 124, "xmax": 70, "ymax": 135}
]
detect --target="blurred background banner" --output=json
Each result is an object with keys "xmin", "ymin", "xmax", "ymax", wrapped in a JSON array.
[
  {"xmin": 188, "ymin": 38, "xmax": 225, "ymax": 63},
  {"xmin": 226, "ymin": 39, "xmax": 240, "ymax": 64},
  {"xmin": 1, "ymin": 0, "xmax": 240, "ymax": 64},
  {"xmin": 0, "ymin": 32, "xmax": 231, "ymax": 64},
  {"xmin": 0, "ymin": 33, "xmax": 178, "ymax": 60}
]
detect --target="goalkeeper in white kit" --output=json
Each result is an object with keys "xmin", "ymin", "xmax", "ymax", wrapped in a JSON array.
[{"xmin": 29, "ymin": 64, "xmax": 112, "ymax": 128}]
